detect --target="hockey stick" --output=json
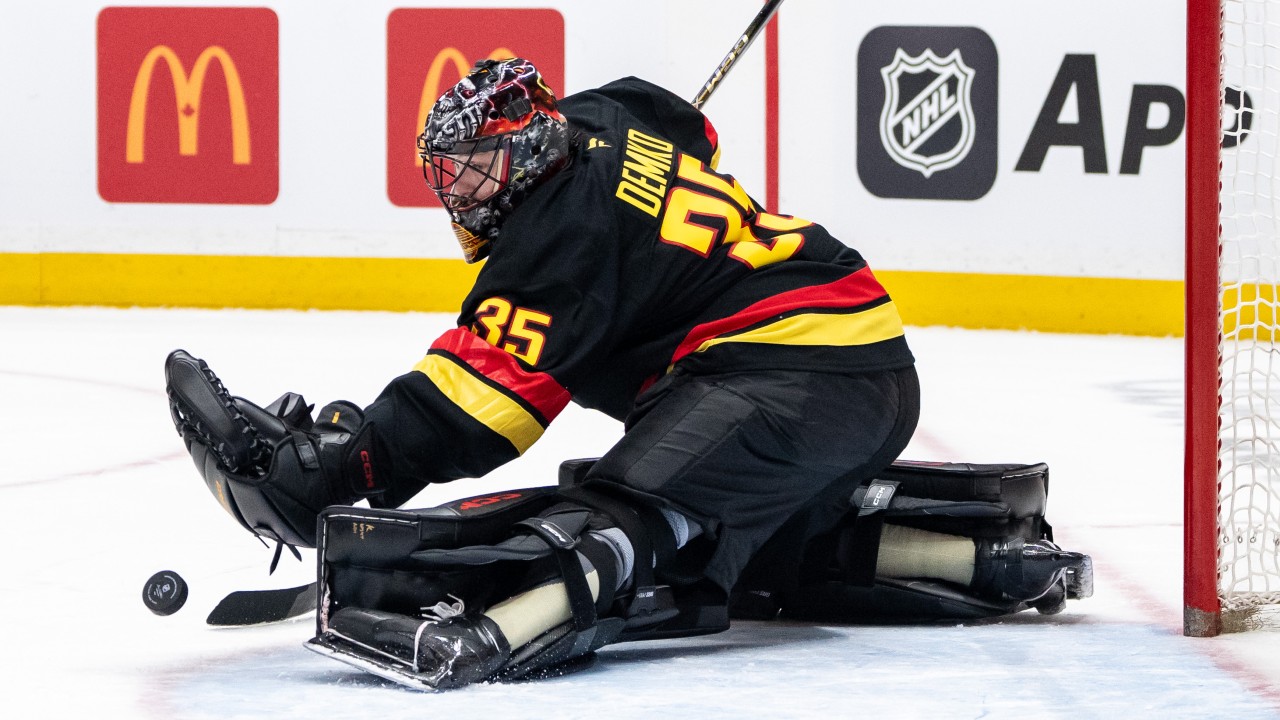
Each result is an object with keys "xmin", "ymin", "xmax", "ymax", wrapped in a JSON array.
[
  {"xmin": 207, "ymin": 582, "xmax": 316, "ymax": 626},
  {"xmin": 691, "ymin": 0, "xmax": 786, "ymax": 109}
]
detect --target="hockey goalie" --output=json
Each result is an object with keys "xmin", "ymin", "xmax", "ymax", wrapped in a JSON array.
[{"xmin": 165, "ymin": 58, "xmax": 1092, "ymax": 691}]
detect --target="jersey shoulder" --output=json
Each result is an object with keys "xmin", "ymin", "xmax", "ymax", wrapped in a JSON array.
[
  {"xmin": 470, "ymin": 151, "xmax": 628, "ymax": 291},
  {"xmin": 560, "ymin": 77, "xmax": 719, "ymax": 166}
]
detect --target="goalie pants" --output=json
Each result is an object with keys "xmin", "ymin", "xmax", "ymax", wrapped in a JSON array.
[{"xmin": 583, "ymin": 364, "xmax": 920, "ymax": 593}]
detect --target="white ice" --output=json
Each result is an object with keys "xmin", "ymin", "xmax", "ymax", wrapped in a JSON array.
[{"xmin": 3, "ymin": 306, "xmax": 1278, "ymax": 719}]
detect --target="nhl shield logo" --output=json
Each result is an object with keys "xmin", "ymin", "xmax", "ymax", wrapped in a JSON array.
[{"xmin": 878, "ymin": 48, "xmax": 976, "ymax": 178}]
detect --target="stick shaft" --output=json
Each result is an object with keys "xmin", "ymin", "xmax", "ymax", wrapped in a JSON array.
[{"xmin": 691, "ymin": 0, "xmax": 786, "ymax": 110}]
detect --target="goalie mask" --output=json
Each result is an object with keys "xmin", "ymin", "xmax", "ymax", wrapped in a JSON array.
[{"xmin": 418, "ymin": 58, "xmax": 572, "ymax": 263}]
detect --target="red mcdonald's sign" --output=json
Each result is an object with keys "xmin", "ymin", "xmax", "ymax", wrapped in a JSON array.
[
  {"xmin": 387, "ymin": 8, "xmax": 564, "ymax": 208},
  {"xmin": 97, "ymin": 7, "xmax": 278, "ymax": 204}
]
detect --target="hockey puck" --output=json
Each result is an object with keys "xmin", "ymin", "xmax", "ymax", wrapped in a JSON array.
[{"xmin": 143, "ymin": 570, "xmax": 189, "ymax": 616}]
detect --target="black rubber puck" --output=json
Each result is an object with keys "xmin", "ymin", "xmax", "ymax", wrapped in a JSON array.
[{"xmin": 143, "ymin": 570, "xmax": 189, "ymax": 616}]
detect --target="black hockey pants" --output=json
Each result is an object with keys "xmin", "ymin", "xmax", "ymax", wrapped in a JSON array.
[{"xmin": 582, "ymin": 365, "xmax": 920, "ymax": 593}]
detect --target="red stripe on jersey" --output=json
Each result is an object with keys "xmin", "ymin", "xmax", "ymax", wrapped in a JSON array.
[
  {"xmin": 703, "ymin": 116, "xmax": 719, "ymax": 154},
  {"xmin": 430, "ymin": 328, "xmax": 571, "ymax": 422},
  {"xmin": 670, "ymin": 267, "xmax": 890, "ymax": 365}
]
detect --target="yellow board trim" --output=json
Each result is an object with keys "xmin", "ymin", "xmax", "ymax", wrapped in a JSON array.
[
  {"xmin": 875, "ymin": 270, "xmax": 1185, "ymax": 337},
  {"xmin": 0, "ymin": 253, "xmax": 479, "ymax": 312},
  {"xmin": 0, "ymin": 253, "xmax": 1197, "ymax": 336},
  {"xmin": 412, "ymin": 353, "xmax": 544, "ymax": 454},
  {"xmin": 691, "ymin": 302, "xmax": 905, "ymax": 356},
  {"xmin": 1222, "ymin": 283, "xmax": 1280, "ymax": 341}
]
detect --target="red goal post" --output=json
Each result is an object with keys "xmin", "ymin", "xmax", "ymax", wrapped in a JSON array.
[{"xmin": 1185, "ymin": 0, "xmax": 1280, "ymax": 636}]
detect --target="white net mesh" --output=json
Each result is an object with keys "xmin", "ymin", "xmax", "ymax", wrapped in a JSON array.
[{"xmin": 1218, "ymin": 0, "xmax": 1280, "ymax": 621}]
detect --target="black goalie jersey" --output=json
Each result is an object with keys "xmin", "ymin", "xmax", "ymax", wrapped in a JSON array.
[{"xmin": 365, "ymin": 77, "xmax": 915, "ymax": 498}]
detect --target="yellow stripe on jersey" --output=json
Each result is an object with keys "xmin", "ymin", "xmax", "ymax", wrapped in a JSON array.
[
  {"xmin": 688, "ymin": 302, "xmax": 905, "ymax": 355},
  {"xmin": 412, "ymin": 354, "xmax": 545, "ymax": 455}
]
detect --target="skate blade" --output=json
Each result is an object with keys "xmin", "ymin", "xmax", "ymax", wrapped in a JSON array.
[{"xmin": 306, "ymin": 635, "xmax": 445, "ymax": 692}]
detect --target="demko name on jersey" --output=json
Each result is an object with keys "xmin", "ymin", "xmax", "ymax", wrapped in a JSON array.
[{"xmin": 614, "ymin": 128, "xmax": 676, "ymax": 216}]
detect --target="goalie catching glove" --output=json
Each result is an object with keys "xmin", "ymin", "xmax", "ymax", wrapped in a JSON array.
[{"xmin": 165, "ymin": 349, "xmax": 390, "ymax": 549}]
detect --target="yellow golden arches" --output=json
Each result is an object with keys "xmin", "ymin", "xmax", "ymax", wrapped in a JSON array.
[
  {"xmin": 414, "ymin": 47, "xmax": 515, "ymax": 165},
  {"xmin": 126, "ymin": 45, "xmax": 251, "ymax": 165}
]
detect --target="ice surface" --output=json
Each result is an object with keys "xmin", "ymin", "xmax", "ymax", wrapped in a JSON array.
[{"xmin": 3, "ymin": 307, "xmax": 1278, "ymax": 718}]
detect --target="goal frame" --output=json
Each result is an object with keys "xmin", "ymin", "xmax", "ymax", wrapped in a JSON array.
[{"xmin": 1184, "ymin": 0, "xmax": 1224, "ymax": 638}]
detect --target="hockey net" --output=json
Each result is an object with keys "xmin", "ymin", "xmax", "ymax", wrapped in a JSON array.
[{"xmin": 1186, "ymin": 0, "xmax": 1280, "ymax": 636}]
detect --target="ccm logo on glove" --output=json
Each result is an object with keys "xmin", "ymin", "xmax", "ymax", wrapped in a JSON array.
[{"xmin": 360, "ymin": 450, "xmax": 375, "ymax": 488}]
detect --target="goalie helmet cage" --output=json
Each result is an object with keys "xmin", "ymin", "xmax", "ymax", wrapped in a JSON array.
[{"xmin": 1186, "ymin": 0, "xmax": 1280, "ymax": 636}]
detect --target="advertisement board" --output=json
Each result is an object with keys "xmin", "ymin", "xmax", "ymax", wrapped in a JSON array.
[
  {"xmin": 0, "ymin": 1, "xmax": 1189, "ymax": 333},
  {"xmin": 97, "ymin": 7, "xmax": 279, "ymax": 204}
]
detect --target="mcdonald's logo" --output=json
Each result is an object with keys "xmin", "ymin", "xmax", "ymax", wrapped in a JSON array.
[
  {"xmin": 97, "ymin": 7, "xmax": 278, "ymax": 204},
  {"xmin": 387, "ymin": 9, "xmax": 564, "ymax": 208},
  {"xmin": 126, "ymin": 46, "xmax": 251, "ymax": 165}
]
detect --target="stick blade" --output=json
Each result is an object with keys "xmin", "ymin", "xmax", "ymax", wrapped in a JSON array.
[{"xmin": 206, "ymin": 582, "xmax": 316, "ymax": 626}]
